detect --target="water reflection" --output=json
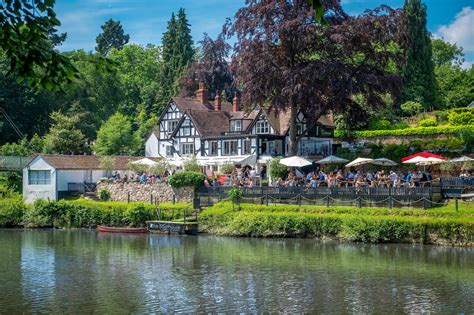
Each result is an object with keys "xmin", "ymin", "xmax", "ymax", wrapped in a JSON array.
[{"xmin": 0, "ymin": 230, "xmax": 472, "ymax": 313}]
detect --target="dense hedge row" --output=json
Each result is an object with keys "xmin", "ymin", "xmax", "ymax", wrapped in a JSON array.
[
  {"xmin": 0, "ymin": 197, "xmax": 192, "ymax": 228},
  {"xmin": 200, "ymin": 202, "xmax": 474, "ymax": 245},
  {"xmin": 334, "ymin": 125, "xmax": 473, "ymax": 138}
]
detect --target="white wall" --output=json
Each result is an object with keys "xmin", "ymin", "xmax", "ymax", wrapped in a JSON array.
[
  {"xmin": 23, "ymin": 157, "xmax": 57, "ymax": 204},
  {"xmin": 145, "ymin": 133, "xmax": 159, "ymax": 157}
]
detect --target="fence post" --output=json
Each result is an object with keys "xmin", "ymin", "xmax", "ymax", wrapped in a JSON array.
[
  {"xmin": 358, "ymin": 197, "xmax": 362, "ymax": 208},
  {"xmin": 455, "ymin": 197, "xmax": 459, "ymax": 211},
  {"xmin": 265, "ymin": 194, "xmax": 269, "ymax": 206},
  {"xmin": 389, "ymin": 196, "xmax": 393, "ymax": 209},
  {"xmin": 150, "ymin": 194, "xmax": 153, "ymax": 204},
  {"xmin": 298, "ymin": 194, "xmax": 302, "ymax": 206},
  {"xmin": 173, "ymin": 194, "xmax": 176, "ymax": 204},
  {"xmin": 326, "ymin": 196, "xmax": 330, "ymax": 207},
  {"xmin": 184, "ymin": 208, "xmax": 187, "ymax": 224},
  {"xmin": 127, "ymin": 191, "xmax": 130, "ymax": 203}
]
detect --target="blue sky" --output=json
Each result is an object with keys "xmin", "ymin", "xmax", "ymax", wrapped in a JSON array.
[{"xmin": 55, "ymin": 0, "xmax": 474, "ymax": 67}]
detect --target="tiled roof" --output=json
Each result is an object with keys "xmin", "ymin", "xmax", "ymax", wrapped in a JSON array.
[
  {"xmin": 31, "ymin": 155, "xmax": 160, "ymax": 170},
  {"xmin": 172, "ymin": 97, "xmax": 233, "ymax": 112},
  {"xmin": 187, "ymin": 110, "xmax": 230, "ymax": 137}
]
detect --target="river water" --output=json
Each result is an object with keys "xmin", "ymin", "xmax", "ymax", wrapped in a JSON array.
[{"xmin": 0, "ymin": 229, "xmax": 472, "ymax": 313}]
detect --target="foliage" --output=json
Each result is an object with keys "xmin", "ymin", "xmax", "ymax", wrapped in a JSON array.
[
  {"xmin": 401, "ymin": 0, "xmax": 437, "ymax": 108},
  {"xmin": 199, "ymin": 202, "xmax": 473, "ymax": 244},
  {"xmin": 168, "ymin": 171, "xmax": 205, "ymax": 188},
  {"xmin": 126, "ymin": 160, "xmax": 148, "ymax": 174},
  {"xmin": 435, "ymin": 64, "xmax": 474, "ymax": 109},
  {"xmin": 95, "ymin": 19, "xmax": 130, "ymax": 55},
  {"xmin": 0, "ymin": 171, "xmax": 22, "ymax": 193},
  {"xmin": 431, "ymin": 38, "xmax": 464, "ymax": 67},
  {"xmin": 0, "ymin": 193, "xmax": 25, "ymax": 227},
  {"xmin": 400, "ymin": 101, "xmax": 423, "ymax": 116},
  {"xmin": 227, "ymin": 1, "xmax": 405, "ymax": 154},
  {"xmin": 180, "ymin": 33, "xmax": 235, "ymax": 101},
  {"xmin": 158, "ymin": 8, "xmax": 195, "ymax": 112},
  {"xmin": 418, "ymin": 118, "xmax": 437, "ymax": 127},
  {"xmin": 448, "ymin": 107, "xmax": 474, "ymax": 126},
  {"xmin": 434, "ymin": 110, "xmax": 449, "ymax": 124},
  {"xmin": 0, "ymin": 0, "xmax": 79, "ymax": 89},
  {"xmin": 459, "ymin": 129, "xmax": 474, "ymax": 151},
  {"xmin": 0, "ymin": 140, "xmax": 31, "ymax": 156},
  {"xmin": 220, "ymin": 162, "xmax": 235, "ymax": 174},
  {"xmin": 124, "ymin": 203, "xmax": 153, "ymax": 227},
  {"xmin": 334, "ymin": 125, "xmax": 473, "ymax": 138},
  {"xmin": 99, "ymin": 156, "xmax": 115, "ymax": 175},
  {"xmin": 149, "ymin": 160, "xmax": 170, "ymax": 177},
  {"xmin": 43, "ymin": 112, "xmax": 85, "ymax": 154},
  {"xmin": 183, "ymin": 156, "xmax": 201, "ymax": 172},
  {"xmin": 99, "ymin": 188, "xmax": 111, "ymax": 201},
  {"xmin": 228, "ymin": 188, "xmax": 243, "ymax": 207},
  {"xmin": 93, "ymin": 112, "xmax": 141, "ymax": 155},
  {"xmin": 269, "ymin": 157, "xmax": 288, "ymax": 180},
  {"xmin": 409, "ymin": 137, "xmax": 464, "ymax": 152},
  {"xmin": 368, "ymin": 119, "xmax": 391, "ymax": 130}
]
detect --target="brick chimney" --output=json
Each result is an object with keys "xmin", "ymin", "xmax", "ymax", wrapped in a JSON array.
[
  {"xmin": 195, "ymin": 82, "xmax": 208, "ymax": 104},
  {"xmin": 214, "ymin": 91, "xmax": 221, "ymax": 111},
  {"xmin": 232, "ymin": 93, "xmax": 239, "ymax": 112}
]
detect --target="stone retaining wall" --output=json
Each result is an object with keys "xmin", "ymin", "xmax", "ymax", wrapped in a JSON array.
[{"xmin": 96, "ymin": 182, "xmax": 194, "ymax": 203}]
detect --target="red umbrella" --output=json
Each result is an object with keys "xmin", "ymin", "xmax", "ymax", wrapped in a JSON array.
[{"xmin": 401, "ymin": 152, "xmax": 447, "ymax": 163}]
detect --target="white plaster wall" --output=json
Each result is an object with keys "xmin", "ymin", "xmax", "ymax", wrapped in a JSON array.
[
  {"xmin": 57, "ymin": 170, "xmax": 87, "ymax": 191},
  {"xmin": 23, "ymin": 157, "xmax": 57, "ymax": 203},
  {"xmin": 145, "ymin": 134, "xmax": 159, "ymax": 157}
]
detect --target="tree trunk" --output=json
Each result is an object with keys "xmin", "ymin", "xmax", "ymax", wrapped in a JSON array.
[{"xmin": 288, "ymin": 102, "xmax": 298, "ymax": 156}]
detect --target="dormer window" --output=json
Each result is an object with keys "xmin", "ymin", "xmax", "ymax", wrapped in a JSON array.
[
  {"xmin": 230, "ymin": 120, "xmax": 242, "ymax": 132},
  {"xmin": 167, "ymin": 120, "xmax": 178, "ymax": 132},
  {"xmin": 256, "ymin": 121, "xmax": 269, "ymax": 134}
]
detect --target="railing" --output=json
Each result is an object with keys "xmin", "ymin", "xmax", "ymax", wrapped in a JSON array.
[
  {"xmin": 196, "ymin": 186, "xmax": 436, "ymax": 208},
  {"xmin": 440, "ymin": 176, "xmax": 474, "ymax": 198},
  {"xmin": 67, "ymin": 182, "xmax": 97, "ymax": 194}
]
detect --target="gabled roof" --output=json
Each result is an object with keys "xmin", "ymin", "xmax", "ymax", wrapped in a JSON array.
[
  {"xmin": 172, "ymin": 97, "xmax": 233, "ymax": 113},
  {"xmin": 172, "ymin": 110, "xmax": 231, "ymax": 138},
  {"xmin": 27, "ymin": 154, "xmax": 160, "ymax": 170}
]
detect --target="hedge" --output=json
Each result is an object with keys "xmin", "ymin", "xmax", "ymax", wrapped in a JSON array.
[
  {"xmin": 199, "ymin": 202, "xmax": 474, "ymax": 245},
  {"xmin": 334, "ymin": 125, "xmax": 474, "ymax": 138},
  {"xmin": 168, "ymin": 171, "xmax": 205, "ymax": 188}
]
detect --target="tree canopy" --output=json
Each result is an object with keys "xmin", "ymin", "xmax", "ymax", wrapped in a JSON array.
[
  {"xmin": 227, "ymin": 0, "xmax": 405, "ymax": 155},
  {"xmin": 95, "ymin": 19, "xmax": 130, "ymax": 55}
]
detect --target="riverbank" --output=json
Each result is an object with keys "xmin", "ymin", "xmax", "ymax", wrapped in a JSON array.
[{"xmin": 199, "ymin": 202, "xmax": 474, "ymax": 246}]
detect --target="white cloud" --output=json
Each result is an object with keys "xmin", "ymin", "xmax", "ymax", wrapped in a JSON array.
[{"xmin": 436, "ymin": 7, "xmax": 474, "ymax": 53}]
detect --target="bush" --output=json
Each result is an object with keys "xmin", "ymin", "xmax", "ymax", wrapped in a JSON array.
[
  {"xmin": 99, "ymin": 188, "xmax": 111, "ymax": 201},
  {"xmin": 24, "ymin": 199, "xmax": 60, "ymax": 227},
  {"xmin": 409, "ymin": 137, "xmax": 464, "ymax": 152},
  {"xmin": 269, "ymin": 157, "xmax": 288, "ymax": 180},
  {"xmin": 125, "ymin": 204, "xmax": 155, "ymax": 227},
  {"xmin": 368, "ymin": 119, "xmax": 391, "ymax": 130},
  {"xmin": 183, "ymin": 156, "xmax": 201, "ymax": 172},
  {"xmin": 334, "ymin": 125, "xmax": 473, "ymax": 138},
  {"xmin": 401, "ymin": 101, "xmax": 423, "ymax": 116},
  {"xmin": 228, "ymin": 188, "xmax": 243, "ymax": 209},
  {"xmin": 448, "ymin": 107, "xmax": 474, "ymax": 126},
  {"xmin": 220, "ymin": 162, "xmax": 235, "ymax": 174},
  {"xmin": 434, "ymin": 111, "xmax": 448, "ymax": 124},
  {"xmin": 418, "ymin": 118, "xmax": 437, "ymax": 127},
  {"xmin": 0, "ymin": 196, "xmax": 26, "ymax": 227},
  {"xmin": 168, "ymin": 171, "xmax": 205, "ymax": 188},
  {"xmin": 459, "ymin": 129, "xmax": 474, "ymax": 151}
]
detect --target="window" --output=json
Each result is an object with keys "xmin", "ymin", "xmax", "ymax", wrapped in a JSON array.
[
  {"xmin": 167, "ymin": 120, "xmax": 178, "ymax": 132},
  {"xmin": 28, "ymin": 170, "xmax": 51, "ymax": 185},
  {"xmin": 256, "ymin": 121, "xmax": 269, "ymax": 134},
  {"xmin": 166, "ymin": 145, "xmax": 173, "ymax": 157},
  {"xmin": 209, "ymin": 141, "xmax": 218, "ymax": 156},
  {"xmin": 297, "ymin": 123, "xmax": 305, "ymax": 135},
  {"xmin": 223, "ymin": 140, "xmax": 238, "ymax": 155},
  {"xmin": 182, "ymin": 119, "xmax": 191, "ymax": 136},
  {"xmin": 180, "ymin": 143, "xmax": 194, "ymax": 155},
  {"xmin": 243, "ymin": 139, "xmax": 251, "ymax": 155},
  {"xmin": 230, "ymin": 120, "xmax": 242, "ymax": 132}
]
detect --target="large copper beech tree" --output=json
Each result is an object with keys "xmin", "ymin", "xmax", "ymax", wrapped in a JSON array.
[{"xmin": 227, "ymin": 0, "xmax": 406, "ymax": 156}]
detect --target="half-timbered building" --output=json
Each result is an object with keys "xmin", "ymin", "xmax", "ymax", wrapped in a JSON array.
[{"xmin": 145, "ymin": 83, "xmax": 335, "ymax": 173}]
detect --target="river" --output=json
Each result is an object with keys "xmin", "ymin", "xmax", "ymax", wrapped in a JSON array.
[{"xmin": 0, "ymin": 229, "xmax": 472, "ymax": 313}]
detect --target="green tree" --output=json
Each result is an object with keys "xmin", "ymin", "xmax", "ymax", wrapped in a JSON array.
[
  {"xmin": 0, "ymin": 0, "xmax": 79, "ymax": 89},
  {"xmin": 435, "ymin": 65, "xmax": 474, "ymax": 109},
  {"xmin": 431, "ymin": 38, "xmax": 464, "ymax": 67},
  {"xmin": 93, "ymin": 112, "xmax": 140, "ymax": 156},
  {"xmin": 43, "ymin": 112, "xmax": 85, "ymax": 154},
  {"xmin": 95, "ymin": 19, "xmax": 130, "ymax": 55},
  {"xmin": 158, "ymin": 9, "xmax": 194, "ymax": 110},
  {"xmin": 401, "ymin": 0, "xmax": 437, "ymax": 109}
]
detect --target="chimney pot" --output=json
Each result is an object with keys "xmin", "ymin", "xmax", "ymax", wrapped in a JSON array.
[
  {"xmin": 214, "ymin": 91, "xmax": 221, "ymax": 111},
  {"xmin": 232, "ymin": 93, "xmax": 239, "ymax": 112}
]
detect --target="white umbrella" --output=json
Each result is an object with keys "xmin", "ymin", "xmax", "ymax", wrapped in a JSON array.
[
  {"xmin": 279, "ymin": 156, "xmax": 312, "ymax": 167},
  {"xmin": 416, "ymin": 157, "xmax": 446, "ymax": 166},
  {"xmin": 315, "ymin": 155, "xmax": 349, "ymax": 164},
  {"xmin": 402, "ymin": 156, "xmax": 427, "ymax": 164},
  {"xmin": 131, "ymin": 158, "xmax": 158, "ymax": 166},
  {"xmin": 372, "ymin": 158, "xmax": 397, "ymax": 166},
  {"xmin": 447, "ymin": 156, "xmax": 474, "ymax": 163},
  {"xmin": 345, "ymin": 157, "xmax": 374, "ymax": 168}
]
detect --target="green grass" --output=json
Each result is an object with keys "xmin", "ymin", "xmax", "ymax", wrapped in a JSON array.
[{"xmin": 199, "ymin": 201, "xmax": 474, "ymax": 245}]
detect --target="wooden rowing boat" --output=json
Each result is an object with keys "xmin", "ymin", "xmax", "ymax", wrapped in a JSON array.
[{"xmin": 96, "ymin": 226, "xmax": 148, "ymax": 233}]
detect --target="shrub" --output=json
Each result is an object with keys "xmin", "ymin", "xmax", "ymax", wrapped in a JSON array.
[
  {"xmin": 368, "ymin": 119, "xmax": 391, "ymax": 130},
  {"xmin": 220, "ymin": 162, "xmax": 235, "ymax": 174},
  {"xmin": 459, "ymin": 129, "xmax": 474, "ymax": 151},
  {"xmin": 125, "ymin": 203, "xmax": 155, "ymax": 227},
  {"xmin": 334, "ymin": 125, "xmax": 473, "ymax": 138},
  {"xmin": 24, "ymin": 199, "xmax": 60, "ymax": 227},
  {"xmin": 0, "ymin": 196, "xmax": 26, "ymax": 227},
  {"xmin": 270, "ymin": 157, "xmax": 288, "ymax": 180},
  {"xmin": 418, "ymin": 118, "xmax": 437, "ymax": 127},
  {"xmin": 99, "ymin": 187, "xmax": 111, "ymax": 201},
  {"xmin": 183, "ymin": 156, "xmax": 201, "ymax": 172},
  {"xmin": 434, "ymin": 111, "xmax": 448, "ymax": 124},
  {"xmin": 228, "ymin": 188, "xmax": 243, "ymax": 209},
  {"xmin": 168, "ymin": 171, "xmax": 205, "ymax": 188},
  {"xmin": 401, "ymin": 101, "xmax": 423, "ymax": 116},
  {"xmin": 448, "ymin": 108, "xmax": 474, "ymax": 126}
]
